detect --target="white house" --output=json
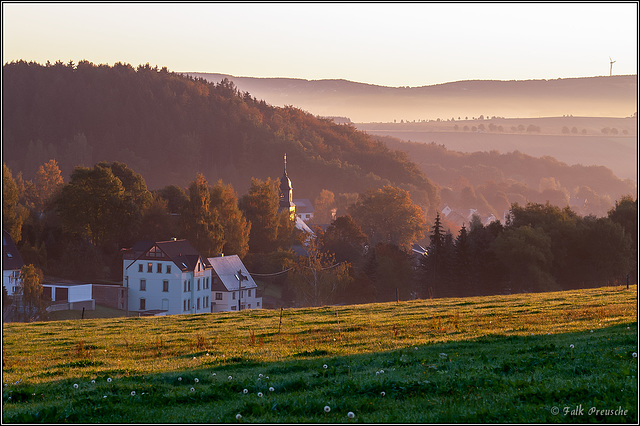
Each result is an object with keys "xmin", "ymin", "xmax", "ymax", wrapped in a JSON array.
[
  {"xmin": 208, "ymin": 254, "xmax": 262, "ymax": 312},
  {"xmin": 3, "ymin": 230, "xmax": 24, "ymax": 296},
  {"xmin": 122, "ymin": 238, "xmax": 213, "ymax": 316},
  {"xmin": 293, "ymin": 198, "xmax": 314, "ymax": 222}
]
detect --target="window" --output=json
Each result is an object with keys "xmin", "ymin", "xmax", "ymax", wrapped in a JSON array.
[
  {"xmin": 231, "ymin": 306, "xmax": 237, "ymax": 311},
  {"xmin": 197, "ymin": 279, "xmax": 200, "ymax": 291},
  {"xmin": 232, "ymin": 291, "xmax": 236, "ymax": 300},
  {"xmin": 157, "ymin": 263, "xmax": 162, "ymax": 273},
  {"xmin": 162, "ymin": 280, "xmax": 169, "ymax": 292},
  {"xmin": 183, "ymin": 299, "xmax": 187, "ymax": 312},
  {"xmin": 248, "ymin": 289, "xmax": 251, "ymax": 297},
  {"xmin": 147, "ymin": 263, "xmax": 153, "ymax": 273},
  {"xmin": 140, "ymin": 279, "xmax": 146, "ymax": 291},
  {"xmin": 215, "ymin": 292, "xmax": 223, "ymax": 301},
  {"xmin": 188, "ymin": 280, "xmax": 191, "ymax": 291},
  {"xmin": 166, "ymin": 264, "xmax": 171, "ymax": 274},
  {"xmin": 197, "ymin": 298, "xmax": 200, "ymax": 310},
  {"xmin": 138, "ymin": 264, "xmax": 143, "ymax": 272},
  {"xmin": 257, "ymin": 301, "xmax": 260, "ymax": 307},
  {"xmin": 248, "ymin": 303, "xmax": 251, "ymax": 309},
  {"xmin": 139, "ymin": 298, "xmax": 146, "ymax": 310}
]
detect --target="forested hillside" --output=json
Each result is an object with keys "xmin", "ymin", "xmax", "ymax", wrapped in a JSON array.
[
  {"xmin": 2, "ymin": 60, "xmax": 438, "ymax": 214},
  {"xmin": 377, "ymin": 135, "xmax": 636, "ymax": 220}
]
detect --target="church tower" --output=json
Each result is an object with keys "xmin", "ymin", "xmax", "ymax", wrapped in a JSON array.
[{"xmin": 278, "ymin": 153, "xmax": 296, "ymax": 220}]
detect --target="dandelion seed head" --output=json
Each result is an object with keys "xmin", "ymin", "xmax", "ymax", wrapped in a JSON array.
[
  {"xmin": 348, "ymin": 411, "xmax": 355, "ymax": 419},
  {"xmin": 228, "ymin": 375, "xmax": 233, "ymax": 380},
  {"xmin": 257, "ymin": 392, "xmax": 263, "ymax": 397},
  {"xmin": 103, "ymin": 395, "xmax": 107, "ymax": 398},
  {"xmin": 243, "ymin": 389, "xmax": 248, "ymax": 394},
  {"xmin": 236, "ymin": 413, "xmax": 242, "ymax": 420},
  {"xmin": 570, "ymin": 344, "xmax": 575, "ymax": 349},
  {"xmin": 324, "ymin": 406, "xmax": 331, "ymax": 413},
  {"xmin": 633, "ymin": 352, "xmax": 638, "ymax": 358},
  {"xmin": 269, "ymin": 386, "xmax": 275, "ymax": 392},
  {"xmin": 212, "ymin": 373, "xmax": 216, "ymax": 377},
  {"xmin": 381, "ymin": 391, "xmax": 386, "ymax": 397},
  {"xmin": 259, "ymin": 373, "xmax": 263, "ymax": 378},
  {"xmin": 73, "ymin": 383, "xmax": 78, "ymax": 389},
  {"xmin": 107, "ymin": 378, "xmax": 112, "ymax": 383},
  {"xmin": 190, "ymin": 387, "xmax": 195, "ymax": 392},
  {"xmin": 131, "ymin": 391, "xmax": 136, "ymax": 396},
  {"xmin": 323, "ymin": 364, "xmax": 328, "ymax": 369},
  {"xmin": 91, "ymin": 380, "xmax": 95, "ymax": 384},
  {"xmin": 194, "ymin": 378, "xmax": 199, "ymax": 383},
  {"xmin": 178, "ymin": 377, "xmax": 182, "ymax": 381}
]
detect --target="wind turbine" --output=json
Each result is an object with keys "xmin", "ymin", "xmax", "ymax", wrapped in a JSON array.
[{"xmin": 609, "ymin": 56, "xmax": 616, "ymax": 76}]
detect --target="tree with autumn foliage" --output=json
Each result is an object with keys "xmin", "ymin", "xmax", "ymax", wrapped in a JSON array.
[
  {"xmin": 348, "ymin": 185, "xmax": 426, "ymax": 252},
  {"xmin": 210, "ymin": 179, "xmax": 251, "ymax": 258}
]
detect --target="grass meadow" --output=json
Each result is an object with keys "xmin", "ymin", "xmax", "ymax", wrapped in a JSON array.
[{"xmin": 2, "ymin": 285, "xmax": 638, "ymax": 423}]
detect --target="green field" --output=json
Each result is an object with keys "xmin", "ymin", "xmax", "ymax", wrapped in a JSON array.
[{"xmin": 2, "ymin": 285, "xmax": 638, "ymax": 423}]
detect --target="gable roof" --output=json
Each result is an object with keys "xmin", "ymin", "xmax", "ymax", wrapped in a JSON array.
[
  {"xmin": 124, "ymin": 239, "xmax": 211, "ymax": 272},
  {"xmin": 3, "ymin": 230, "xmax": 24, "ymax": 271},
  {"xmin": 207, "ymin": 255, "xmax": 257, "ymax": 292}
]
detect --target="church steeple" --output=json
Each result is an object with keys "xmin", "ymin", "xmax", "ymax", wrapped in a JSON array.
[{"xmin": 278, "ymin": 153, "xmax": 295, "ymax": 219}]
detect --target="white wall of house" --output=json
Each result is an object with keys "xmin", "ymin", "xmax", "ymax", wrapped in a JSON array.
[
  {"xmin": 44, "ymin": 284, "xmax": 93, "ymax": 302},
  {"xmin": 3, "ymin": 270, "xmax": 21, "ymax": 296},
  {"xmin": 124, "ymin": 259, "xmax": 212, "ymax": 315},
  {"xmin": 211, "ymin": 287, "xmax": 262, "ymax": 312}
]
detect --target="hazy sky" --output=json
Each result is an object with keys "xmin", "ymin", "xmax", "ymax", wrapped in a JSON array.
[{"xmin": 3, "ymin": 2, "xmax": 638, "ymax": 87}]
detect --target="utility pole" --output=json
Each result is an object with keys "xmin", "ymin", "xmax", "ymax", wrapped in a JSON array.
[{"xmin": 236, "ymin": 270, "xmax": 248, "ymax": 311}]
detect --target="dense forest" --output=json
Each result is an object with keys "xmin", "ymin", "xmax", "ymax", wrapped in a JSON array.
[{"xmin": 2, "ymin": 60, "xmax": 438, "ymax": 216}]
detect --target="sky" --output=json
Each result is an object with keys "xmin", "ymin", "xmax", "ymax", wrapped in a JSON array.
[{"xmin": 2, "ymin": 2, "xmax": 638, "ymax": 87}]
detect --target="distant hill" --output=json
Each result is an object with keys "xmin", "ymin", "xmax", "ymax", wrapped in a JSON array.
[
  {"xmin": 356, "ymin": 116, "xmax": 638, "ymax": 182},
  {"xmin": 186, "ymin": 73, "xmax": 637, "ymax": 123},
  {"xmin": 1, "ymin": 61, "xmax": 438, "ymax": 214}
]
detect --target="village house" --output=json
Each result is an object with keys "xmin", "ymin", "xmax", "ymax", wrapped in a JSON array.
[
  {"xmin": 3, "ymin": 230, "xmax": 24, "ymax": 296},
  {"xmin": 208, "ymin": 254, "xmax": 262, "ymax": 312},
  {"xmin": 122, "ymin": 239, "xmax": 262, "ymax": 316},
  {"xmin": 122, "ymin": 238, "xmax": 214, "ymax": 316}
]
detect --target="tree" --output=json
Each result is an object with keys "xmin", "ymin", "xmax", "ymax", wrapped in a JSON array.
[
  {"xmin": 348, "ymin": 185, "xmax": 426, "ymax": 252},
  {"xmin": 157, "ymin": 185, "xmax": 189, "ymax": 214},
  {"xmin": 286, "ymin": 234, "xmax": 352, "ymax": 307},
  {"xmin": 138, "ymin": 195, "xmax": 178, "ymax": 242},
  {"xmin": 3, "ymin": 163, "xmax": 29, "ymax": 243},
  {"xmin": 210, "ymin": 180, "xmax": 251, "ymax": 258},
  {"xmin": 239, "ymin": 178, "xmax": 282, "ymax": 254},
  {"xmin": 312, "ymin": 189, "xmax": 336, "ymax": 225},
  {"xmin": 20, "ymin": 264, "xmax": 45, "ymax": 322},
  {"xmin": 318, "ymin": 215, "xmax": 368, "ymax": 265},
  {"xmin": 182, "ymin": 173, "xmax": 224, "ymax": 258},
  {"xmin": 454, "ymin": 224, "xmax": 472, "ymax": 295},
  {"xmin": 32, "ymin": 159, "xmax": 64, "ymax": 212},
  {"xmin": 491, "ymin": 225, "xmax": 556, "ymax": 293},
  {"xmin": 56, "ymin": 164, "xmax": 138, "ymax": 247}
]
